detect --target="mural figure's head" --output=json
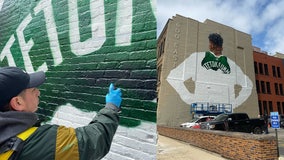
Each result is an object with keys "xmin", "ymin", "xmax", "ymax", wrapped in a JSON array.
[
  {"xmin": 208, "ymin": 33, "xmax": 223, "ymax": 55},
  {"xmin": 0, "ymin": 67, "xmax": 46, "ymax": 112}
]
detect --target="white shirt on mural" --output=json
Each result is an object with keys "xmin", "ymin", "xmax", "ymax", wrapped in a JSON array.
[{"xmin": 166, "ymin": 51, "xmax": 253, "ymax": 109}]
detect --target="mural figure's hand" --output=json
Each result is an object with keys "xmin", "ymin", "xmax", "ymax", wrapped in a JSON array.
[{"xmin": 106, "ymin": 83, "xmax": 122, "ymax": 108}]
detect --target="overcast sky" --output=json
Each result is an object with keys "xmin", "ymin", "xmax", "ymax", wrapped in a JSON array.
[{"xmin": 157, "ymin": 0, "xmax": 284, "ymax": 55}]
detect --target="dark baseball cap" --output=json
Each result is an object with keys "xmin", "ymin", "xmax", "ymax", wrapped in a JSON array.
[{"xmin": 0, "ymin": 66, "xmax": 46, "ymax": 108}]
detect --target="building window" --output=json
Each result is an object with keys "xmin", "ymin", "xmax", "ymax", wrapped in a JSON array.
[
  {"xmin": 261, "ymin": 81, "xmax": 266, "ymax": 93},
  {"xmin": 254, "ymin": 62, "xmax": 258, "ymax": 74},
  {"xmin": 280, "ymin": 84, "xmax": 284, "ymax": 95},
  {"xmin": 158, "ymin": 38, "xmax": 165, "ymax": 58},
  {"xmin": 259, "ymin": 63, "xmax": 264, "ymax": 74},
  {"xmin": 266, "ymin": 82, "xmax": 271, "ymax": 94},
  {"xmin": 275, "ymin": 83, "xmax": 279, "ymax": 95},
  {"xmin": 277, "ymin": 102, "xmax": 281, "ymax": 114},
  {"xmin": 157, "ymin": 65, "xmax": 162, "ymax": 85},
  {"xmin": 282, "ymin": 102, "xmax": 284, "ymax": 114},
  {"xmin": 263, "ymin": 101, "xmax": 268, "ymax": 114},
  {"xmin": 264, "ymin": 64, "xmax": 269, "ymax": 75},
  {"xmin": 277, "ymin": 67, "xmax": 281, "ymax": 78},
  {"xmin": 269, "ymin": 101, "xmax": 273, "ymax": 112},
  {"xmin": 258, "ymin": 100, "xmax": 262, "ymax": 115},
  {"xmin": 272, "ymin": 66, "xmax": 276, "ymax": 77},
  {"xmin": 256, "ymin": 80, "xmax": 260, "ymax": 93}
]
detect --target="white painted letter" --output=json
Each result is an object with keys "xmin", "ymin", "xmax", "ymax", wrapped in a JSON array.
[
  {"xmin": 16, "ymin": 13, "xmax": 47, "ymax": 73},
  {"xmin": 69, "ymin": 0, "xmax": 106, "ymax": 56},
  {"xmin": 0, "ymin": 35, "xmax": 16, "ymax": 66},
  {"xmin": 115, "ymin": 0, "xmax": 133, "ymax": 46},
  {"xmin": 34, "ymin": 0, "xmax": 63, "ymax": 66}
]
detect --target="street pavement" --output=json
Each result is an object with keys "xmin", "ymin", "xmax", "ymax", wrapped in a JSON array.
[
  {"xmin": 274, "ymin": 128, "xmax": 284, "ymax": 158},
  {"xmin": 157, "ymin": 128, "xmax": 284, "ymax": 160}
]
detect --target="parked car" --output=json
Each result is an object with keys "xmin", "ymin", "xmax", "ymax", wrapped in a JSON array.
[
  {"xmin": 191, "ymin": 123, "xmax": 201, "ymax": 129},
  {"xmin": 180, "ymin": 116, "xmax": 215, "ymax": 128},
  {"xmin": 200, "ymin": 113, "xmax": 265, "ymax": 134}
]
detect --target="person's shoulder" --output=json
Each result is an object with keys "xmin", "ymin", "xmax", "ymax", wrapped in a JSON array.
[
  {"xmin": 205, "ymin": 51, "xmax": 211, "ymax": 54},
  {"xmin": 197, "ymin": 51, "xmax": 207, "ymax": 54},
  {"xmin": 189, "ymin": 51, "xmax": 206, "ymax": 57},
  {"xmin": 36, "ymin": 124, "xmax": 59, "ymax": 133}
]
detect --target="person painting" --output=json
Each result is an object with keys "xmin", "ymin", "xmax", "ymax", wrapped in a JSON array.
[{"xmin": 0, "ymin": 66, "xmax": 122, "ymax": 160}]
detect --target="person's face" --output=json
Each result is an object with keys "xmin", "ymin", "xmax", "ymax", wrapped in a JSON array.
[
  {"xmin": 209, "ymin": 40, "xmax": 222, "ymax": 53},
  {"xmin": 209, "ymin": 41, "xmax": 214, "ymax": 51},
  {"xmin": 16, "ymin": 88, "xmax": 41, "ymax": 112}
]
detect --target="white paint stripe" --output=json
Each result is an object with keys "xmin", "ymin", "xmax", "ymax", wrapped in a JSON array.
[
  {"xmin": 0, "ymin": 0, "xmax": 4, "ymax": 11},
  {"xmin": 48, "ymin": 103, "xmax": 157, "ymax": 160},
  {"xmin": 115, "ymin": 0, "xmax": 132, "ymax": 46}
]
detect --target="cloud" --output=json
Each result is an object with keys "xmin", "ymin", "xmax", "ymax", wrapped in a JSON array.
[
  {"xmin": 265, "ymin": 17, "xmax": 284, "ymax": 54},
  {"xmin": 157, "ymin": 0, "xmax": 284, "ymax": 54}
]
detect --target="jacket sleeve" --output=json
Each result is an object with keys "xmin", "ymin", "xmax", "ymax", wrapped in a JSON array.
[{"xmin": 75, "ymin": 106, "xmax": 119, "ymax": 160}]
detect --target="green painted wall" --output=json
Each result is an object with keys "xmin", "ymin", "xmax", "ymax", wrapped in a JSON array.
[{"xmin": 0, "ymin": 0, "xmax": 157, "ymax": 127}]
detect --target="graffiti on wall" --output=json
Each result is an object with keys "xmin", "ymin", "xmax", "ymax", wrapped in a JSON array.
[
  {"xmin": 0, "ymin": 0, "xmax": 157, "ymax": 127},
  {"xmin": 167, "ymin": 34, "xmax": 253, "ymax": 109}
]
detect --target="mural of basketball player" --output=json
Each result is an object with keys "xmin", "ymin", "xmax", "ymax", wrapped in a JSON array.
[
  {"xmin": 167, "ymin": 33, "xmax": 253, "ymax": 109},
  {"xmin": 202, "ymin": 33, "xmax": 230, "ymax": 74}
]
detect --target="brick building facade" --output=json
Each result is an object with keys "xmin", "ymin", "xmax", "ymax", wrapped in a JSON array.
[{"xmin": 253, "ymin": 47, "xmax": 284, "ymax": 116}]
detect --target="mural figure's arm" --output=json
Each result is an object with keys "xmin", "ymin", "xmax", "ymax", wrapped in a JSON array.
[
  {"xmin": 235, "ymin": 65, "xmax": 253, "ymax": 107},
  {"xmin": 166, "ymin": 54, "xmax": 197, "ymax": 105}
]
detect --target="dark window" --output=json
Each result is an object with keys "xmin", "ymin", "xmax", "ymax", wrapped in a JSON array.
[
  {"xmin": 259, "ymin": 63, "xmax": 263, "ymax": 74},
  {"xmin": 158, "ymin": 46, "xmax": 162, "ymax": 58},
  {"xmin": 272, "ymin": 66, "xmax": 276, "ymax": 77},
  {"xmin": 277, "ymin": 102, "xmax": 281, "ymax": 113},
  {"xmin": 269, "ymin": 101, "xmax": 273, "ymax": 112},
  {"xmin": 275, "ymin": 83, "xmax": 279, "ymax": 95},
  {"xmin": 280, "ymin": 84, "xmax": 283, "ymax": 95},
  {"xmin": 282, "ymin": 102, "xmax": 284, "ymax": 114},
  {"xmin": 263, "ymin": 101, "xmax": 268, "ymax": 114},
  {"xmin": 277, "ymin": 67, "xmax": 281, "ymax": 78},
  {"xmin": 258, "ymin": 100, "xmax": 263, "ymax": 115},
  {"xmin": 264, "ymin": 64, "xmax": 269, "ymax": 75},
  {"xmin": 254, "ymin": 62, "xmax": 258, "ymax": 74},
  {"xmin": 158, "ymin": 38, "xmax": 165, "ymax": 58},
  {"xmin": 157, "ymin": 65, "xmax": 161, "ymax": 85},
  {"xmin": 261, "ymin": 81, "xmax": 266, "ymax": 93},
  {"xmin": 256, "ymin": 80, "xmax": 260, "ymax": 93},
  {"xmin": 266, "ymin": 82, "xmax": 271, "ymax": 94}
]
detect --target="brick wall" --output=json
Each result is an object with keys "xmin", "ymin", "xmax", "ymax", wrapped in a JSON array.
[
  {"xmin": 158, "ymin": 126, "xmax": 278, "ymax": 160},
  {"xmin": 0, "ymin": 0, "xmax": 157, "ymax": 159}
]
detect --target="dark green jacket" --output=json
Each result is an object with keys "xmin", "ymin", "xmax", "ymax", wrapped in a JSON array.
[{"xmin": 0, "ymin": 105, "xmax": 119, "ymax": 160}]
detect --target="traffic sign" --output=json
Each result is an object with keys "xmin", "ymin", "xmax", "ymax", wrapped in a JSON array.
[{"xmin": 270, "ymin": 112, "xmax": 280, "ymax": 129}]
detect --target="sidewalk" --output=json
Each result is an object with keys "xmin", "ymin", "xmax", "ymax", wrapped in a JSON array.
[
  {"xmin": 157, "ymin": 134, "xmax": 284, "ymax": 160},
  {"xmin": 157, "ymin": 135, "xmax": 227, "ymax": 160}
]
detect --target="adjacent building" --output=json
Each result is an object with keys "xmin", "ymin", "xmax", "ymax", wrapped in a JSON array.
[
  {"xmin": 157, "ymin": 15, "xmax": 259, "ymax": 127},
  {"xmin": 253, "ymin": 47, "xmax": 284, "ymax": 115}
]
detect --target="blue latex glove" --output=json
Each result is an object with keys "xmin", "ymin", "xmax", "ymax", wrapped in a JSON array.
[{"xmin": 106, "ymin": 83, "xmax": 122, "ymax": 108}]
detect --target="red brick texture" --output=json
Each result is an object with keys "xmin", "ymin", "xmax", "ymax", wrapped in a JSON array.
[{"xmin": 158, "ymin": 126, "xmax": 278, "ymax": 160}]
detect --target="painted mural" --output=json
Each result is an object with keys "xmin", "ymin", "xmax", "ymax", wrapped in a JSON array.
[
  {"xmin": 0, "ymin": 0, "xmax": 157, "ymax": 159},
  {"xmin": 167, "ymin": 33, "xmax": 253, "ymax": 110}
]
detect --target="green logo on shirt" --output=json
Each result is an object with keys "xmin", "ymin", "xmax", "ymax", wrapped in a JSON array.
[{"xmin": 201, "ymin": 51, "xmax": 231, "ymax": 74}]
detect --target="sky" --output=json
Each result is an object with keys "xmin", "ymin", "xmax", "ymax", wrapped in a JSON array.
[{"xmin": 157, "ymin": 0, "xmax": 284, "ymax": 55}]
